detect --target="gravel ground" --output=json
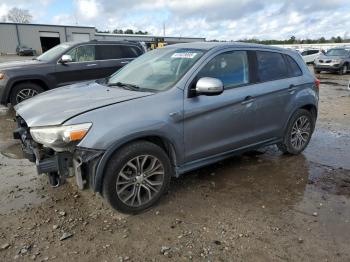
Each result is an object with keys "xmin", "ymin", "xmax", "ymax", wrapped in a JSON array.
[{"xmin": 0, "ymin": 57, "xmax": 349, "ymax": 262}]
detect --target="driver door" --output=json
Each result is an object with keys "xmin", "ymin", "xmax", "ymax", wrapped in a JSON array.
[
  {"xmin": 184, "ymin": 50, "xmax": 260, "ymax": 163},
  {"xmin": 54, "ymin": 44, "xmax": 101, "ymax": 87}
]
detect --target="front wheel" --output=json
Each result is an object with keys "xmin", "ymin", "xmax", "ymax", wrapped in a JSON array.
[
  {"xmin": 278, "ymin": 109, "xmax": 315, "ymax": 155},
  {"xmin": 10, "ymin": 83, "xmax": 44, "ymax": 105},
  {"xmin": 102, "ymin": 141, "xmax": 172, "ymax": 214},
  {"xmin": 338, "ymin": 64, "xmax": 348, "ymax": 75}
]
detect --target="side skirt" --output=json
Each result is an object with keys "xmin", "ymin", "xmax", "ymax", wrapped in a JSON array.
[{"xmin": 174, "ymin": 138, "xmax": 281, "ymax": 177}]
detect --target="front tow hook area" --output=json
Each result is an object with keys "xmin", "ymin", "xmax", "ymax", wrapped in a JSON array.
[{"xmin": 48, "ymin": 172, "xmax": 66, "ymax": 188}]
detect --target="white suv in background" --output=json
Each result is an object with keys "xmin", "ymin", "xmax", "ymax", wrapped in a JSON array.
[{"xmin": 300, "ymin": 49, "xmax": 323, "ymax": 64}]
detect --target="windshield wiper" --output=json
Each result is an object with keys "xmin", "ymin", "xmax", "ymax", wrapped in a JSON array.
[{"xmin": 107, "ymin": 82, "xmax": 141, "ymax": 90}]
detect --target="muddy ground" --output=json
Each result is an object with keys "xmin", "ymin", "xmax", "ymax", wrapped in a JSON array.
[{"xmin": 0, "ymin": 57, "xmax": 350, "ymax": 262}]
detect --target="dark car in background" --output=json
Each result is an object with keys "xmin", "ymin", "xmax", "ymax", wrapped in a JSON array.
[
  {"xmin": 314, "ymin": 48, "xmax": 350, "ymax": 75},
  {"xmin": 16, "ymin": 46, "xmax": 36, "ymax": 56},
  {"xmin": 0, "ymin": 40, "xmax": 144, "ymax": 105}
]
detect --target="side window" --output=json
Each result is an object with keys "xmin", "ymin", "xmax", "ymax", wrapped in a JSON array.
[
  {"xmin": 256, "ymin": 51, "xmax": 288, "ymax": 82},
  {"xmin": 96, "ymin": 45, "xmax": 123, "ymax": 60},
  {"xmin": 285, "ymin": 55, "xmax": 303, "ymax": 77},
  {"xmin": 66, "ymin": 45, "xmax": 95, "ymax": 62},
  {"xmin": 197, "ymin": 51, "xmax": 249, "ymax": 88},
  {"xmin": 309, "ymin": 50, "xmax": 319, "ymax": 55},
  {"xmin": 120, "ymin": 46, "xmax": 143, "ymax": 58}
]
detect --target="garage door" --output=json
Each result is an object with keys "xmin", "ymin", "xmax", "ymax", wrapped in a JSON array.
[
  {"xmin": 39, "ymin": 32, "xmax": 60, "ymax": 38},
  {"xmin": 72, "ymin": 33, "xmax": 90, "ymax": 42}
]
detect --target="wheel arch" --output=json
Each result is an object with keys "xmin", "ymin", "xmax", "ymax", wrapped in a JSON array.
[
  {"xmin": 5, "ymin": 77, "xmax": 50, "ymax": 103},
  {"xmin": 93, "ymin": 134, "xmax": 179, "ymax": 193},
  {"xmin": 283, "ymin": 103, "xmax": 318, "ymax": 135}
]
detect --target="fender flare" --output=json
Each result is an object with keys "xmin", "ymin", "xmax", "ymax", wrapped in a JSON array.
[{"xmin": 93, "ymin": 131, "xmax": 182, "ymax": 193}]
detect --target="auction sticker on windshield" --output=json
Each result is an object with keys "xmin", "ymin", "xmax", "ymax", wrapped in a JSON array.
[{"xmin": 171, "ymin": 52, "xmax": 198, "ymax": 59}]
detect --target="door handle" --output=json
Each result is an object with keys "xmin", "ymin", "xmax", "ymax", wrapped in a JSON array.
[
  {"xmin": 288, "ymin": 84, "xmax": 297, "ymax": 93},
  {"xmin": 241, "ymin": 96, "xmax": 255, "ymax": 105},
  {"xmin": 120, "ymin": 61, "xmax": 129, "ymax": 64},
  {"xmin": 86, "ymin": 63, "xmax": 97, "ymax": 67}
]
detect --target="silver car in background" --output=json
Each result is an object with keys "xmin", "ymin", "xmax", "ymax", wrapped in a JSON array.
[{"xmin": 14, "ymin": 42, "xmax": 319, "ymax": 213}]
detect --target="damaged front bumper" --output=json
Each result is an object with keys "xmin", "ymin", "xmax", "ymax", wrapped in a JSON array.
[{"xmin": 13, "ymin": 117, "xmax": 104, "ymax": 190}]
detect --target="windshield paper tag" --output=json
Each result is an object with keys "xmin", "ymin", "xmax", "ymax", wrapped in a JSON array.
[{"xmin": 171, "ymin": 52, "xmax": 197, "ymax": 59}]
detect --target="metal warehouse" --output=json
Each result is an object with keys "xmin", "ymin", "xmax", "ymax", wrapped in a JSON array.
[{"xmin": 0, "ymin": 22, "xmax": 205, "ymax": 55}]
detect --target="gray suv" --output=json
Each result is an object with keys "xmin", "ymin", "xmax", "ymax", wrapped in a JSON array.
[
  {"xmin": 314, "ymin": 48, "xmax": 350, "ymax": 75},
  {"xmin": 14, "ymin": 42, "xmax": 319, "ymax": 213}
]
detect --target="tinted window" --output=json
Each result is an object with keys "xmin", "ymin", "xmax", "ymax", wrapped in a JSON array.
[
  {"xmin": 308, "ymin": 50, "xmax": 319, "ymax": 55},
  {"xmin": 121, "ymin": 46, "xmax": 143, "ymax": 58},
  {"xmin": 96, "ymin": 45, "xmax": 122, "ymax": 60},
  {"xmin": 197, "ymin": 51, "xmax": 249, "ymax": 88},
  {"xmin": 66, "ymin": 45, "xmax": 95, "ymax": 62},
  {"xmin": 285, "ymin": 55, "xmax": 302, "ymax": 77},
  {"xmin": 256, "ymin": 51, "xmax": 288, "ymax": 82}
]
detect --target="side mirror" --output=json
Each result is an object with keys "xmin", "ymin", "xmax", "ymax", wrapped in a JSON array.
[
  {"xmin": 60, "ymin": 54, "xmax": 72, "ymax": 64},
  {"xmin": 195, "ymin": 77, "xmax": 224, "ymax": 96}
]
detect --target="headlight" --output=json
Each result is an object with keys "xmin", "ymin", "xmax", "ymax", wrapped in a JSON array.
[
  {"xmin": 30, "ymin": 123, "xmax": 92, "ymax": 147},
  {"xmin": 0, "ymin": 72, "xmax": 5, "ymax": 80}
]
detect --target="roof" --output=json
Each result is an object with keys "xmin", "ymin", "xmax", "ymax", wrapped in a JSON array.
[
  {"xmin": 164, "ymin": 41, "xmax": 286, "ymax": 52},
  {"xmin": 0, "ymin": 22, "xmax": 94, "ymax": 29},
  {"xmin": 95, "ymin": 33, "xmax": 205, "ymax": 40}
]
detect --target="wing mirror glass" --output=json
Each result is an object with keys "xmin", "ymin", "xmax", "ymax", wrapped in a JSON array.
[
  {"xmin": 195, "ymin": 77, "xmax": 224, "ymax": 96},
  {"xmin": 60, "ymin": 54, "xmax": 72, "ymax": 64}
]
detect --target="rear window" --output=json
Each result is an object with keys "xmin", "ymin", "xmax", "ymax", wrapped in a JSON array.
[
  {"xmin": 96, "ymin": 45, "xmax": 142, "ymax": 60},
  {"xmin": 256, "ymin": 51, "xmax": 288, "ymax": 82},
  {"xmin": 285, "ymin": 55, "xmax": 302, "ymax": 77}
]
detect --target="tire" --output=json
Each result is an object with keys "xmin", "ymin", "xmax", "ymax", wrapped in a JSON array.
[
  {"xmin": 314, "ymin": 68, "xmax": 321, "ymax": 74},
  {"xmin": 102, "ymin": 141, "xmax": 173, "ymax": 214},
  {"xmin": 277, "ymin": 109, "xmax": 315, "ymax": 155},
  {"xmin": 10, "ymin": 82, "xmax": 44, "ymax": 105},
  {"xmin": 338, "ymin": 64, "xmax": 348, "ymax": 75}
]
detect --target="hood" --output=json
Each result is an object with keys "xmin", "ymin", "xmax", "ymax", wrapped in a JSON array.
[
  {"xmin": 15, "ymin": 81, "xmax": 154, "ymax": 127},
  {"xmin": 0, "ymin": 59, "xmax": 45, "ymax": 71}
]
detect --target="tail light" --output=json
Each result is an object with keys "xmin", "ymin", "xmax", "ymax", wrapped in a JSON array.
[{"xmin": 314, "ymin": 79, "xmax": 320, "ymax": 89}]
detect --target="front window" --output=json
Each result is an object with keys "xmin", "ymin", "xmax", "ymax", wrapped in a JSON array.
[
  {"xmin": 37, "ymin": 43, "xmax": 72, "ymax": 62},
  {"xmin": 107, "ymin": 48, "xmax": 205, "ymax": 92},
  {"xmin": 325, "ymin": 49, "xmax": 348, "ymax": 56},
  {"xmin": 197, "ymin": 51, "xmax": 249, "ymax": 89},
  {"xmin": 66, "ymin": 45, "xmax": 95, "ymax": 62}
]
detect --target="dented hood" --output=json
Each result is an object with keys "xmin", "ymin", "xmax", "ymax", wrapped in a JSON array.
[{"xmin": 15, "ymin": 81, "xmax": 153, "ymax": 127}]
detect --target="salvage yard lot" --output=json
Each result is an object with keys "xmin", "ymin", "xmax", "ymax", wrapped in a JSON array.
[{"xmin": 0, "ymin": 55, "xmax": 350, "ymax": 262}]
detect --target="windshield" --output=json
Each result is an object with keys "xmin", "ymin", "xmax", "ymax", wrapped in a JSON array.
[
  {"xmin": 325, "ymin": 49, "xmax": 348, "ymax": 56},
  {"xmin": 107, "ymin": 48, "xmax": 205, "ymax": 92},
  {"xmin": 36, "ymin": 43, "xmax": 72, "ymax": 61}
]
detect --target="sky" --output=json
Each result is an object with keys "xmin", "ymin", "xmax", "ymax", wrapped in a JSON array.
[{"xmin": 0, "ymin": 0, "xmax": 350, "ymax": 40}]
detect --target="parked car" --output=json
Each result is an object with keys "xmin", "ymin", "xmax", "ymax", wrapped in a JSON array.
[
  {"xmin": 13, "ymin": 42, "xmax": 319, "ymax": 214},
  {"xmin": 314, "ymin": 48, "xmax": 350, "ymax": 74},
  {"xmin": 16, "ymin": 46, "xmax": 35, "ymax": 56},
  {"xmin": 300, "ymin": 49, "xmax": 323, "ymax": 64},
  {"xmin": 0, "ymin": 40, "xmax": 144, "ymax": 105}
]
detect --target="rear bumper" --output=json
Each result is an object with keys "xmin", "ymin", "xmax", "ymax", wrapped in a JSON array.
[{"xmin": 13, "ymin": 122, "xmax": 104, "ymax": 190}]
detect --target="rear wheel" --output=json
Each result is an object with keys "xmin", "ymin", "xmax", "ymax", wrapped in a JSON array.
[
  {"xmin": 10, "ymin": 82, "xmax": 44, "ymax": 105},
  {"xmin": 102, "ymin": 141, "xmax": 172, "ymax": 214},
  {"xmin": 278, "ymin": 109, "xmax": 315, "ymax": 155}
]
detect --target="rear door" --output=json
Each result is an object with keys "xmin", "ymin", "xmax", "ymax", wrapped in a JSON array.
[
  {"xmin": 95, "ymin": 44, "xmax": 143, "ymax": 77},
  {"xmin": 54, "ymin": 44, "xmax": 100, "ymax": 86},
  {"xmin": 252, "ymin": 51, "xmax": 302, "ymax": 141}
]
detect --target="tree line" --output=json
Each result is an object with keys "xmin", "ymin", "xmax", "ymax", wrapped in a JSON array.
[{"xmin": 238, "ymin": 36, "xmax": 349, "ymax": 44}]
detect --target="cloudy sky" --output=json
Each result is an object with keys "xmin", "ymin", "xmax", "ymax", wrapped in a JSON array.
[{"xmin": 1, "ymin": 0, "xmax": 349, "ymax": 40}]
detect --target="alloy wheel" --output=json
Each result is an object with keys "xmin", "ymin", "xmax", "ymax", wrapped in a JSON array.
[
  {"xmin": 116, "ymin": 155, "xmax": 165, "ymax": 207},
  {"xmin": 290, "ymin": 115, "xmax": 311, "ymax": 150},
  {"xmin": 16, "ymin": 88, "xmax": 39, "ymax": 104}
]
